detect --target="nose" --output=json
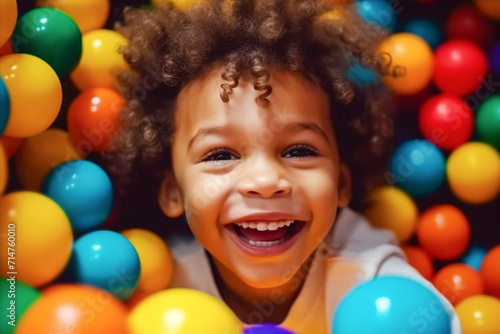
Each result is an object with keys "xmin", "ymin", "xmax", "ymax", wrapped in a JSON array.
[{"xmin": 237, "ymin": 156, "xmax": 292, "ymax": 198}]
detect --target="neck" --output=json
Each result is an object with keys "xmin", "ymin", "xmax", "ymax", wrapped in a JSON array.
[{"xmin": 208, "ymin": 253, "xmax": 315, "ymax": 324}]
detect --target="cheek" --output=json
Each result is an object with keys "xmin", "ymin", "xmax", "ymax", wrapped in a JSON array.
[{"xmin": 181, "ymin": 172, "xmax": 230, "ymax": 218}]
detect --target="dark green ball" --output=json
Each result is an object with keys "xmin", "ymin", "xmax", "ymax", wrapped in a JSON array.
[{"xmin": 477, "ymin": 95, "xmax": 500, "ymax": 151}]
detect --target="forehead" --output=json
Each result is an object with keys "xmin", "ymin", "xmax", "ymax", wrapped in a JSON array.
[{"xmin": 174, "ymin": 67, "xmax": 332, "ymax": 132}]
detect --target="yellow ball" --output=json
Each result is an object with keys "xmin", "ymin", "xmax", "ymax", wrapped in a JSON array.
[
  {"xmin": 35, "ymin": 0, "xmax": 110, "ymax": 34},
  {"xmin": 128, "ymin": 288, "xmax": 241, "ymax": 334},
  {"xmin": 152, "ymin": 0, "xmax": 202, "ymax": 11},
  {"xmin": 376, "ymin": 33, "xmax": 434, "ymax": 95},
  {"xmin": 447, "ymin": 142, "xmax": 500, "ymax": 204},
  {"xmin": 0, "ymin": 54, "xmax": 62, "ymax": 138},
  {"xmin": 456, "ymin": 295, "xmax": 500, "ymax": 334},
  {"xmin": 121, "ymin": 228, "xmax": 175, "ymax": 295},
  {"xmin": 363, "ymin": 186, "xmax": 419, "ymax": 243},
  {"xmin": 0, "ymin": 191, "xmax": 73, "ymax": 287},
  {"xmin": 70, "ymin": 29, "xmax": 128, "ymax": 91},
  {"xmin": 475, "ymin": 0, "xmax": 500, "ymax": 20},
  {"xmin": 15, "ymin": 128, "xmax": 83, "ymax": 191},
  {"xmin": 0, "ymin": 0, "xmax": 17, "ymax": 47},
  {"xmin": 0, "ymin": 143, "xmax": 7, "ymax": 194}
]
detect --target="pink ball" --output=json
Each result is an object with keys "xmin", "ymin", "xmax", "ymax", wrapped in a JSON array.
[
  {"xmin": 433, "ymin": 40, "xmax": 488, "ymax": 96},
  {"xmin": 419, "ymin": 94, "xmax": 474, "ymax": 150}
]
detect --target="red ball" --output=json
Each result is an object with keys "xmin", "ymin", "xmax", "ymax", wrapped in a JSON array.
[
  {"xmin": 480, "ymin": 245, "xmax": 500, "ymax": 299},
  {"xmin": 446, "ymin": 4, "xmax": 496, "ymax": 48},
  {"xmin": 419, "ymin": 94, "xmax": 474, "ymax": 150},
  {"xmin": 433, "ymin": 40, "xmax": 488, "ymax": 96}
]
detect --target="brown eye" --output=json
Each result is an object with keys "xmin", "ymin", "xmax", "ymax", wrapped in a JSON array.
[
  {"xmin": 283, "ymin": 144, "xmax": 319, "ymax": 158},
  {"xmin": 202, "ymin": 148, "xmax": 238, "ymax": 162}
]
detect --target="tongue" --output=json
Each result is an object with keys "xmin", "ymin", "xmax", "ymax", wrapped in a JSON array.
[{"xmin": 236, "ymin": 225, "xmax": 290, "ymax": 242}]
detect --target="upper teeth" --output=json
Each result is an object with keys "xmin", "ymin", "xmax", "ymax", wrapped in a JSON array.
[{"xmin": 235, "ymin": 220, "xmax": 294, "ymax": 231}]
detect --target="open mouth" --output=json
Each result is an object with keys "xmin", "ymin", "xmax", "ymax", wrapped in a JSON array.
[{"xmin": 226, "ymin": 220, "xmax": 305, "ymax": 253}]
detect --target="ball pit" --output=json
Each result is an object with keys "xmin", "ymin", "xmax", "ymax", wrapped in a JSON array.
[{"xmin": 1, "ymin": 1, "xmax": 500, "ymax": 333}]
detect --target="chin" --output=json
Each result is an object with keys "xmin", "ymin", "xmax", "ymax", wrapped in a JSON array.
[{"xmin": 237, "ymin": 264, "xmax": 301, "ymax": 290}]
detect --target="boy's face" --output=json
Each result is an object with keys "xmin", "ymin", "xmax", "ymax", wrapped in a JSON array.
[{"xmin": 159, "ymin": 68, "xmax": 351, "ymax": 288}]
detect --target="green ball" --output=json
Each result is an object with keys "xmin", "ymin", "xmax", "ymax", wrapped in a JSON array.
[
  {"xmin": 12, "ymin": 7, "xmax": 82, "ymax": 76},
  {"xmin": 477, "ymin": 95, "xmax": 500, "ymax": 151},
  {"xmin": 0, "ymin": 278, "xmax": 40, "ymax": 334}
]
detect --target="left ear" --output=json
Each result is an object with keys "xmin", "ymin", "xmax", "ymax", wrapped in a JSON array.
[
  {"xmin": 337, "ymin": 162, "xmax": 352, "ymax": 207},
  {"xmin": 158, "ymin": 172, "xmax": 185, "ymax": 218}
]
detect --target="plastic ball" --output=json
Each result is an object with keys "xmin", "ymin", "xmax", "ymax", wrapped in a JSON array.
[
  {"xmin": 0, "ymin": 144, "xmax": 6, "ymax": 194},
  {"xmin": 35, "ymin": 0, "xmax": 110, "ymax": 34},
  {"xmin": 0, "ymin": 39, "xmax": 13, "ymax": 56},
  {"xmin": 376, "ymin": 33, "xmax": 434, "ymax": 95},
  {"xmin": 0, "ymin": 136, "xmax": 22, "ymax": 159},
  {"xmin": 0, "ymin": 279, "xmax": 40, "ymax": 334},
  {"xmin": 446, "ymin": 4, "xmax": 496, "ymax": 48},
  {"xmin": 243, "ymin": 324, "xmax": 297, "ymax": 334},
  {"xmin": 447, "ymin": 142, "xmax": 500, "ymax": 204},
  {"xmin": 455, "ymin": 295, "xmax": 500, "ymax": 334},
  {"xmin": 477, "ymin": 95, "xmax": 500, "ymax": 151},
  {"xmin": 153, "ymin": 0, "xmax": 202, "ymax": 11},
  {"xmin": 475, "ymin": 0, "xmax": 500, "ymax": 20},
  {"xmin": 402, "ymin": 18, "xmax": 443, "ymax": 50},
  {"xmin": 14, "ymin": 128, "xmax": 83, "ymax": 191},
  {"xmin": 401, "ymin": 245, "xmax": 434, "ymax": 281},
  {"xmin": 0, "ymin": 53, "xmax": 62, "ymax": 138},
  {"xmin": 433, "ymin": 40, "xmax": 488, "ymax": 96},
  {"xmin": 128, "ymin": 288, "xmax": 241, "ymax": 334},
  {"xmin": 460, "ymin": 245, "xmax": 488, "ymax": 271},
  {"xmin": 348, "ymin": 63, "xmax": 379, "ymax": 86},
  {"xmin": 0, "ymin": 76, "xmax": 9, "ymax": 135},
  {"xmin": 0, "ymin": 0, "xmax": 17, "ymax": 47},
  {"xmin": 480, "ymin": 245, "xmax": 500, "ymax": 299},
  {"xmin": 489, "ymin": 44, "xmax": 500, "ymax": 78},
  {"xmin": 70, "ymin": 29, "xmax": 128, "ymax": 91},
  {"xmin": 356, "ymin": 0, "xmax": 398, "ymax": 31},
  {"xmin": 121, "ymin": 228, "xmax": 174, "ymax": 295},
  {"xmin": 41, "ymin": 160, "xmax": 113, "ymax": 234},
  {"xmin": 418, "ymin": 94, "xmax": 474, "ymax": 151},
  {"xmin": 388, "ymin": 139, "xmax": 446, "ymax": 197},
  {"xmin": 332, "ymin": 276, "xmax": 451, "ymax": 334},
  {"xmin": 363, "ymin": 186, "xmax": 418, "ymax": 243},
  {"xmin": 0, "ymin": 191, "xmax": 73, "ymax": 287},
  {"xmin": 12, "ymin": 8, "xmax": 82, "ymax": 76},
  {"xmin": 416, "ymin": 204, "xmax": 470, "ymax": 260},
  {"xmin": 16, "ymin": 284, "xmax": 129, "ymax": 334},
  {"xmin": 67, "ymin": 88, "xmax": 124, "ymax": 153},
  {"xmin": 68, "ymin": 230, "xmax": 140, "ymax": 301},
  {"xmin": 432, "ymin": 263, "xmax": 484, "ymax": 306}
]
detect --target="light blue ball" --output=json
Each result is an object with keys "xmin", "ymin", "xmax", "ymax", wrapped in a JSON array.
[
  {"xmin": 402, "ymin": 19, "xmax": 443, "ymax": 50},
  {"xmin": 0, "ymin": 77, "xmax": 10, "ymax": 136},
  {"xmin": 357, "ymin": 0, "xmax": 398, "ymax": 32},
  {"xmin": 389, "ymin": 139, "xmax": 446, "ymax": 197},
  {"xmin": 459, "ymin": 245, "xmax": 488, "ymax": 271},
  {"xmin": 41, "ymin": 159, "xmax": 113, "ymax": 234},
  {"xmin": 348, "ymin": 63, "xmax": 380, "ymax": 86},
  {"xmin": 68, "ymin": 230, "xmax": 140, "ymax": 301},
  {"xmin": 332, "ymin": 276, "xmax": 451, "ymax": 334}
]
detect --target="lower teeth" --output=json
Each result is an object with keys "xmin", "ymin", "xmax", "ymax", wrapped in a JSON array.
[{"xmin": 245, "ymin": 238, "xmax": 286, "ymax": 247}]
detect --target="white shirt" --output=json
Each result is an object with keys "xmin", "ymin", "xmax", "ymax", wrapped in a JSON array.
[{"xmin": 167, "ymin": 208, "xmax": 462, "ymax": 334}]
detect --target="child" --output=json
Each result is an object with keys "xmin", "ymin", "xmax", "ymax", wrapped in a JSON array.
[{"xmin": 106, "ymin": 0, "xmax": 461, "ymax": 332}]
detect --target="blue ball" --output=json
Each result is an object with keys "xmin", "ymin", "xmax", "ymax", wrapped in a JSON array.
[
  {"xmin": 348, "ymin": 63, "xmax": 380, "ymax": 86},
  {"xmin": 0, "ymin": 77, "xmax": 10, "ymax": 136},
  {"xmin": 41, "ymin": 159, "xmax": 113, "ymax": 234},
  {"xmin": 68, "ymin": 230, "xmax": 140, "ymax": 301},
  {"xmin": 243, "ymin": 324, "xmax": 297, "ymax": 334},
  {"xmin": 489, "ymin": 43, "xmax": 500, "ymax": 79},
  {"xmin": 402, "ymin": 19, "xmax": 443, "ymax": 50},
  {"xmin": 357, "ymin": 0, "xmax": 398, "ymax": 32},
  {"xmin": 459, "ymin": 245, "xmax": 488, "ymax": 271},
  {"xmin": 332, "ymin": 276, "xmax": 451, "ymax": 334},
  {"xmin": 389, "ymin": 139, "xmax": 446, "ymax": 197}
]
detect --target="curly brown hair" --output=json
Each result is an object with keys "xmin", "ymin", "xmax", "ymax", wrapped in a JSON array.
[{"xmin": 105, "ymin": 0, "xmax": 395, "ymax": 223}]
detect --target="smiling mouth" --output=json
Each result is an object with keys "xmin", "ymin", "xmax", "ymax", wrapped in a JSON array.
[{"xmin": 230, "ymin": 220, "xmax": 305, "ymax": 247}]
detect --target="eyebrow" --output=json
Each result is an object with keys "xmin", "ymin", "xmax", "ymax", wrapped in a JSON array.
[{"xmin": 187, "ymin": 121, "xmax": 330, "ymax": 150}]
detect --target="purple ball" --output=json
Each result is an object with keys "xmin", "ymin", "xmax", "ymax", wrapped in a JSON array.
[
  {"xmin": 489, "ymin": 43, "xmax": 500, "ymax": 78},
  {"xmin": 243, "ymin": 324, "xmax": 297, "ymax": 334}
]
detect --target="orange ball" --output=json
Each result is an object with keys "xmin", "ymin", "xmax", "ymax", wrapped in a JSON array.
[
  {"xmin": 376, "ymin": 33, "xmax": 434, "ymax": 95},
  {"xmin": 0, "ymin": 143, "xmax": 7, "ymax": 194},
  {"xmin": 416, "ymin": 204, "xmax": 470, "ymax": 260},
  {"xmin": 401, "ymin": 245, "xmax": 434, "ymax": 281},
  {"xmin": 67, "ymin": 88, "xmax": 124, "ymax": 153},
  {"xmin": 480, "ymin": 245, "xmax": 500, "ymax": 299},
  {"xmin": 16, "ymin": 284, "xmax": 128, "ymax": 334},
  {"xmin": 432, "ymin": 263, "xmax": 484, "ymax": 306}
]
